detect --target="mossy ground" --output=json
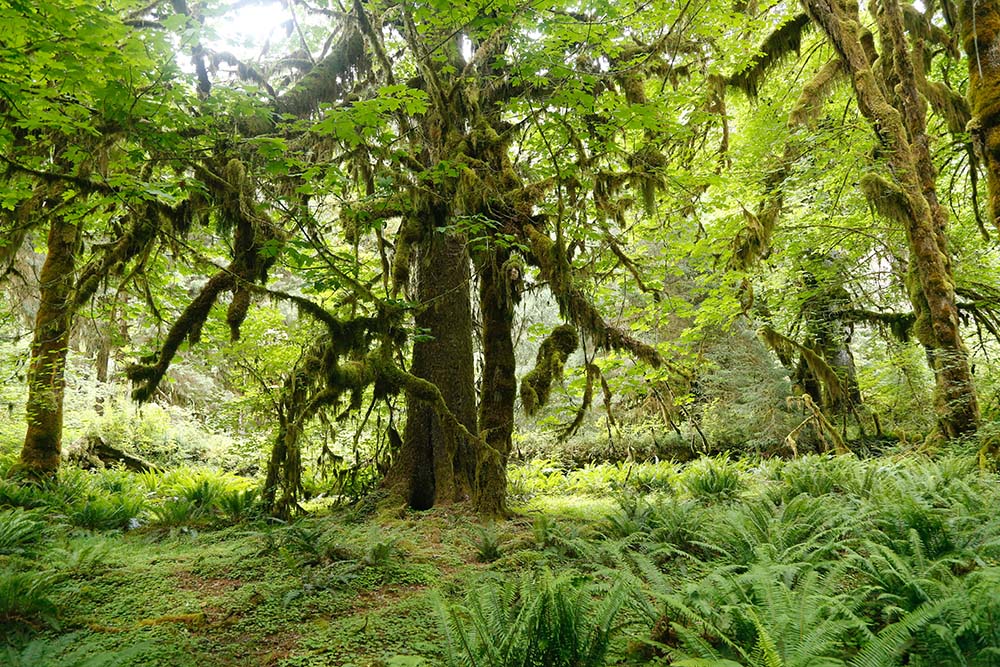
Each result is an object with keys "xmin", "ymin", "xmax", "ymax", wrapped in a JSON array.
[{"xmin": 13, "ymin": 506, "xmax": 525, "ymax": 666}]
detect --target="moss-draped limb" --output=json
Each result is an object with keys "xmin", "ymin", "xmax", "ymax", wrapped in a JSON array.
[
  {"xmin": 559, "ymin": 362, "xmax": 601, "ymax": 441},
  {"xmin": 275, "ymin": 26, "xmax": 367, "ymax": 117},
  {"xmin": 961, "ymin": 0, "xmax": 1000, "ymax": 231},
  {"xmin": 523, "ymin": 223, "xmax": 663, "ymax": 367},
  {"xmin": 520, "ymin": 324, "xmax": 578, "ymax": 416},
  {"xmin": 759, "ymin": 325, "xmax": 846, "ymax": 407},
  {"xmin": 72, "ymin": 204, "xmax": 165, "ymax": 312},
  {"xmin": 803, "ymin": 0, "xmax": 979, "ymax": 436},
  {"xmin": 789, "ymin": 58, "xmax": 845, "ymax": 126},
  {"xmin": 729, "ymin": 13, "xmax": 813, "ymax": 98},
  {"xmin": 127, "ymin": 271, "xmax": 236, "ymax": 402}
]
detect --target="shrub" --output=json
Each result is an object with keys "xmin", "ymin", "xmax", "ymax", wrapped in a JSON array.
[
  {"xmin": 65, "ymin": 493, "xmax": 145, "ymax": 531},
  {"xmin": 470, "ymin": 523, "xmax": 504, "ymax": 563},
  {"xmin": 218, "ymin": 487, "xmax": 260, "ymax": 523},
  {"xmin": 149, "ymin": 498, "xmax": 202, "ymax": 527},
  {"xmin": 2, "ymin": 634, "xmax": 148, "ymax": 667},
  {"xmin": 0, "ymin": 479, "xmax": 53, "ymax": 510}
]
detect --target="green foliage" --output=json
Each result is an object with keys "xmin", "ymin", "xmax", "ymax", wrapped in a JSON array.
[
  {"xmin": 149, "ymin": 497, "xmax": 203, "ymax": 528},
  {"xmin": 0, "ymin": 568, "xmax": 61, "ymax": 629},
  {"xmin": 50, "ymin": 540, "xmax": 113, "ymax": 578},
  {"xmin": 680, "ymin": 456, "xmax": 746, "ymax": 501},
  {"xmin": 776, "ymin": 454, "xmax": 856, "ymax": 499},
  {"xmin": 2, "ymin": 634, "xmax": 148, "ymax": 667},
  {"xmin": 0, "ymin": 479, "xmax": 53, "ymax": 510},
  {"xmin": 438, "ymin": 570, "xmax": 629, "ymax": 667},
  {"xmin": 65, "ymin": 493, "xmax": 145, "ymax": 531},
  {"xmin": 0, "ymin": 509, "xmax": 45, "ymax": 556},
  {"xmin": 471, "ymin": 523, "xmax": 505, "ymax": 563},
  {"xmin": 218, "ymin": 487, "xmax": 261, "ymax": 523},
  {"xmin": 361, "ymin": 531, "xmax": 403, "ymax": 569}
]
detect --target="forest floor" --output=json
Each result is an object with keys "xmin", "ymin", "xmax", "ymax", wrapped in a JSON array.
[
  {"xmin": 31, "ymin": 503, "xmax": 557, "ymax": 667},
  {"xmin": 3, "ymin": 473, "xmax": 628, "ymax": 666},
  {"xmin": 4, "ymin": 452, "xmax": 1000, "ymax": 666}
]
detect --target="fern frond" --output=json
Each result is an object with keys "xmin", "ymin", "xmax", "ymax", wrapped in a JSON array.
[{"xmin": 848, "ymin": 599, "xmax": 953, "ymax": 667}]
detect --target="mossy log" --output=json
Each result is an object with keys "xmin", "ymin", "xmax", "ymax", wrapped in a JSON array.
[{"xmin": 64, "ymin": 435, "xmax": 159, "ymax": 473}]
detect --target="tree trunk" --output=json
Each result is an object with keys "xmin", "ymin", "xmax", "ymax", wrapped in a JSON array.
[
  {"xmin": 962, "ymin": 0, "xmax": 1000, "ymax": 231},
  {"xmin": 475, "ymin": 246, "xmax": 517, "ymax": 517},
  {"xmin": 384, "ymin": 230, "xmax": 478, "ymax": 510},
  {"xmin": 802, "ymin": 0, "xmax": 979, "ymax": 437},
  {"xmin": 19, "ymin": 217, "xmax": 78, "ymax": 477}
]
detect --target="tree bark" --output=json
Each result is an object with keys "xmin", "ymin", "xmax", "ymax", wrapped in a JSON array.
[
  {"xmin": 384, "ymin": 229, "xmax": 479, "ymax": 509},
  {"xmin": 961, "ymin": 0, "xmax": 1000, "ymax": 231},
  {"xmin": 475, "ymin": 246, "xmax": 517, "ymax": 517},
  {"xmin": 801, "ymin": 0, "xmax": 979, "ymax": 437},
  {"xmin": 19, "ymin": 217, "xmax": 78, "ymax": 477}
]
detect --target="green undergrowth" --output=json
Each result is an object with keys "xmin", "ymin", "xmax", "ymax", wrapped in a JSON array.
[{"xmin": 0, "ymin": 451, "xmax": 998, "ymax": 665}]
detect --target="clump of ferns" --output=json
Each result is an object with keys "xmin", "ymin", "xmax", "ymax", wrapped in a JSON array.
[
  {"xmin": 693, "ymin": 494, "xmax": 864, "ymax": 568},
  {"xmin": 437, "ymin": 569, "xmax": 632, "ymax": 667},
  {"xmin": 0, "ymin": 509, "xmax": 46, "ymax": 557},
  {"xmin": 632, "ymin": 550, "xmax": 962, "ymax": 667}
]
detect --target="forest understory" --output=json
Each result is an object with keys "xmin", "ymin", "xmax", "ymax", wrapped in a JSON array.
[{"xmin": 3, "ymin": 449, "xmax": 1000, "ymax": 666}]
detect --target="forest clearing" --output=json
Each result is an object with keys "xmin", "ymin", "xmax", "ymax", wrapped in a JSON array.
[{"xmin": 4, "ymin": 0, "xmax": 1000, "ymax": 663}]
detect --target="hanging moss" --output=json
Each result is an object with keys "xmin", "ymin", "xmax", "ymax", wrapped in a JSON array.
[
  {"xmin": 961, "ymin": 0, "xmax": 1000, "ymax": 231},
  {"xmin": 920, "ymin": 80, "xmax": 970, "ymax": 135},
  {"xmin": 523, "ymin": 224, "xmax": 663, "ymax": 367},
  {"xmin": 730, "ymin": 13, "xmax": 812, "ymax": 98},
  {"xmin": 729, "ymin": 203, "xmax": 775, "ymax": 270},
  {"xmin": 789, "ymin": 59, "xmax": 845, "ymax": 127},
  {"xmin": 860, "ymin": 172, "xmax": 912, "ymax": 225},
  {"xmin": 226, "ymin": 288, "xmax": 251, "ymax": 341},
  {"xmin": 275, "ymin": 27, "xmax": 367, "ymax": 117},
  {"xmin": 127, "ymin": 272, "xmax": 237, "ymax": 402},
  {"xmin": 618, "ymin": 73, "xmax": 648, "ymax": 105},
  {"xmin": 520, "ymin": 324, "xmax": 578, "ymax": 416},
  {"xmin": 759, "ymin": 325, "xmax": 845, "ymax": 407},
  {"xmin": 627, "ymin": 146, "xmax": 668, "ymax": 215},
  {"xmin": 391, "ymin": 213, "xmax": 424, "ymax": 296},
  {"xmin": 559, "ymin": 362, "xmax": 599, "ymax": 441}
]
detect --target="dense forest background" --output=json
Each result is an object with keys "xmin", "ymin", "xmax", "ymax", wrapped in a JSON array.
[{"xmin": 3, "ymin": 0, "xmax": 1000, "ymax": 664}]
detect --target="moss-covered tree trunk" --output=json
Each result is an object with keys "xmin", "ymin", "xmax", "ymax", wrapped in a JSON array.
[
  {"xmin": 384, "ymin": 229, "xmax": 478, "ymax": 509},
  {"xmin": 802, "ymin": 0, "xmax": 979, "ymax": 437},
  {"xmin": 19, "ymin": 217, "xmax": 79, "ymax": 477},
  {"xmin": 962, "ymin": 0, "xmax": 1000, "ymax": 231},
  {"xmin": 475, "ymin": 246, "xmax": 517, "ymax": 517}
]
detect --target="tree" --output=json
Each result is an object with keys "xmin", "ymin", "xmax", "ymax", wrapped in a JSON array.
[{"xmin": 0, "ymin": 0, "xmax": 200, "ymax": 475}]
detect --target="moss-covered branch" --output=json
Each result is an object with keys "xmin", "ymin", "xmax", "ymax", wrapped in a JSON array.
[
  {"xmin": 520, "ymin": 324, "xmax": 578, "ymax": 416},
  {"xmin": 524, "ymin": 224, "xmax": 662, "ymax": 367},
  {"xmin": 729, "ymin": 13, "xmax": 812, "ymax": 98}
]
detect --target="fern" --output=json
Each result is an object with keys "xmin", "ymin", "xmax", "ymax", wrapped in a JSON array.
[
  {"xmin": 2, "ymin": 633, "xmax": 148, "ymax": 666},
  {"xmin": 439, "ymin": 569, "xmax": 630, "ymax": 667},
  {"xmin": 218, "ymin": 487, "xmax": 260, "ymax": 523},
  {"xmin": 0, "ymin": 509, "xmax": 45, "ymax": 556},
  {"xmin": 849, "ymin": 599, "xmax": 953, "ymax": 667},
  {"xmin": 0, "ymin": 568, "xmax": 62, "ymax": 629}
]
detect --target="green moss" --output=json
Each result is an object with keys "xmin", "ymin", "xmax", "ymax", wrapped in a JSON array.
[{"xmin": 519, "ymin": 324, "xmax": 578, "ymax": 416}]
